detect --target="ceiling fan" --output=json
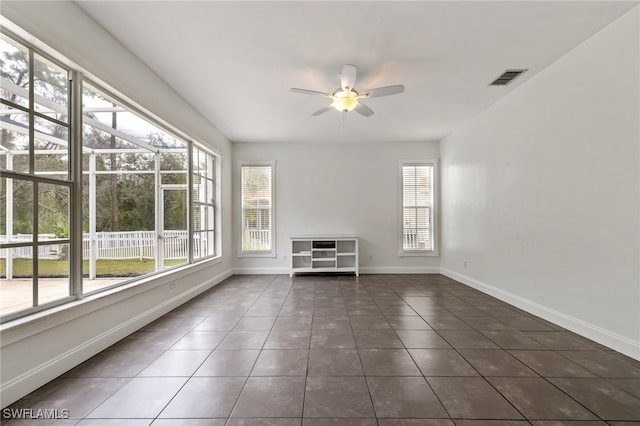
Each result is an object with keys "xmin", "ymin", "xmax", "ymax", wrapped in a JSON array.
[{"xmin": 290, "ymin": 64, "xmax": 404, "ymax": 118}]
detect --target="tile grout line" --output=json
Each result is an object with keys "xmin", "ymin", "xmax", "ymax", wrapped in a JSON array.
[
  {"xmin": 348, "ymin": 278, "xmax": 381, "ymax": 424},
  {"xmin": 405, "ymin": 275, "xmax": 608, "ymax": 423},
  {"xmin": 225, "ymin": 274, "xmax": 285, "ymax": 422},
  {"xmin": 10, "ymin": 273, "xmax": 640, "ymax": 424}
]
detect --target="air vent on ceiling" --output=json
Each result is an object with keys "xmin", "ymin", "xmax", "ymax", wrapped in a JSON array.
[{"xmin": 490, "ymin": 69, "xmax": 528, "ymax": 86}]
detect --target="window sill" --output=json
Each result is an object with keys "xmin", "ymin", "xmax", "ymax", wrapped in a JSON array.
[
  {"xmin": 399, "ymin": 251, "xmax": 439, "ymax": 257},
  {"xmin": 238, "ymin": 251, "xmax": 277, "ymax": 258},
  {"xmin": 0, "ymin": 255, "xmax": 223, "ymax": 347}
]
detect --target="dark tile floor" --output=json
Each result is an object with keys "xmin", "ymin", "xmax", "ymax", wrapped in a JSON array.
[{"xmin": 5, "ymin": 274, "xmax": 640, "ymax": 425}]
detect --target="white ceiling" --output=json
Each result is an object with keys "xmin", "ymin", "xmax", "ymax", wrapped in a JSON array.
[{"xmin": 76, "ymin": 1, "xmax": 636, "ymax": 144}]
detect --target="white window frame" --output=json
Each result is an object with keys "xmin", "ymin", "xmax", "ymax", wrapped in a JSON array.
[
  {"xmin": 0, "ymin": 25, "xmax": 224, "ymax": 322},
  {"xmin": 239, "ymin": 160, "xmax": 276, "ymax": 258},
  {"xmin": 398, "ymin": 159, "xmax": 439, "ymax": 257},
  {"xmin": 191, "ymin": 143, "xmax": 219, "ymax": 261}
]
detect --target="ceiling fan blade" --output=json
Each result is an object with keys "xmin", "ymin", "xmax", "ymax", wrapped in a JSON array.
[
  {"xmin": 290, "ymin": 88, "xmax": 331, "ymax": 97},
  {"xmin": 312, "ymin": 104, "xmax": 333, "ymax": 116},
  {"xmin": 340, "ymin": 64, "xmax": 357, "ymax": 91},
  {"xmin": 354, "ymin": 102, "xmax": 374, "ymax": 117},
  {"xmin": 360, "ymin": 85, "xmax": 405, "ymax": 98}
]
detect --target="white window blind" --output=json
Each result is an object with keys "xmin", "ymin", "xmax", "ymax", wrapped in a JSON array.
[
  {"xmin": 401, "ymin": 163, "xmax": 435, "ymax": 253},
  {"xmin": 241, "ymin": 164, "xmax": 273, "ymax": 253}
]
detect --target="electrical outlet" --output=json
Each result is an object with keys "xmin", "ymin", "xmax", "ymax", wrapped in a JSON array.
[
  {"xmin": 368, "ymin": 255, "xmax": 373, "ymax": 262},
  {"xmin": 463, "ymin": 260, "xmax": 468, "ymax": 268},
  {"xmin": 169, "ymin": 281, "xmax": 176, "ymax": 290},
  {"xmin": 283, "ymin": 255, "xmax": 287, "ymax": 262}
]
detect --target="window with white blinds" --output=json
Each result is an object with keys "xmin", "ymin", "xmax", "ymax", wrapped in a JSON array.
[
  {"xmin": 400, "ymin": 161, "xmax": 437, "ymax": 255},
  {"xmin": 241, "ymin": 162, "xmax": 275, "ymax": 255}
]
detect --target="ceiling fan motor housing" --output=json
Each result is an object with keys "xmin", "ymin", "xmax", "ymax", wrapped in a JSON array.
[
  {"xmin": 290, "ymin": 64, "xmax": 404, "ymax": 117},
  {"xmin": 332, "ymin": 89, "xmax": 359, "ymax": 112}
]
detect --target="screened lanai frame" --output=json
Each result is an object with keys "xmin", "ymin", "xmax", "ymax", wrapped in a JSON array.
[{"xmin": 0, "ymin": 28, "xmax": 219, "ymax": 322}]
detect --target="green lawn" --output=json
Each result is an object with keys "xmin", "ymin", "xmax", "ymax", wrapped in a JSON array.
[{"xmin": 0, "ymin": 258, "xmax": 187, "ymax": 278}]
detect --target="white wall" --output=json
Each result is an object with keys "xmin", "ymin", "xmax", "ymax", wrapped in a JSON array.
[
  {"xmin": 441, "ymin": 7, "xmax": 640, "ymax": 359},
  {"xmin": 2, "ymin": 1, "xmax": 637, "ymax": 410},
  {"xmin": 233, "ymin": 141, "xmax": 441, "ymax": 274},
  {"xmin": 0, "ymin": 1, "xmax": 234, "ymax": 406}
]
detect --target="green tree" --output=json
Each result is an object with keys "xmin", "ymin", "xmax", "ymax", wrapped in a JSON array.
[{"xmin": 1, "ymin": 39, "xmax": 70, "ymax": 237}]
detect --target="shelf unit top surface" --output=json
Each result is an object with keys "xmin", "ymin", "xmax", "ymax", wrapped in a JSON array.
[{"xmin": 290, "ymin": 236, "xmax": 358, "ymax": 240}]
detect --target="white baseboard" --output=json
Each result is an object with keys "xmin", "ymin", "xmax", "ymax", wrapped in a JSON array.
[
  {"xmin": 440, "ymin": 267, "xmax": 640, "ymax": 361},
  {"xmin": 0, "ymin": 269, "xmax": 232, "ymax": 408},
  {"xmin": 232, "ymin": 267, "xmax": 290, "ymax": 275},
  {"xmin": 232, "ymin": 266, "xmax": 441, "ymax": 276},
  {"xmin": 360, "ymin": 266, "xmax": 441, "ymax": 275},
  {"xmin": 5, "ymin": 266, "xmax": 637, "ymax": 408}
]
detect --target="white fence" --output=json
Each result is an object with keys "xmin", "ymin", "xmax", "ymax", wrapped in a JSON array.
[
  {"xmin": 243, "ymin": 229, "xmax": 271, "ymax": 252},
  {"xmin": 1, "ymin": 231, "xmax": 190, "ymax": 260}
]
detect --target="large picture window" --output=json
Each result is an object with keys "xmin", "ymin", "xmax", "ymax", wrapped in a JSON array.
[
  {"xmin": 0, "ymin": 32, "xmax": 74, "ymax": 317},
  {"xmin": 400, "ymin": 161, "xmax": 437, "ymax": 256},
  {"xmin": 240, "ymin": 162, "xmax": 274, "ymax": 256},
  {"xmin": 81, "ymin": 82, "xmax": 192, "ymax": 293},
  {"xmin": 0, "ymin": 29, "xmax": 220, "ymax": 321}
]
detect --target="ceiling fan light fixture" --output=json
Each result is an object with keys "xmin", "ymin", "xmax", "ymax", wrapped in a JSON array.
[
  {"xmin": 290, "ymin": 64, "xmax": 404, "ymax": 117},
  {"xmin": 331, "ymin": 89, "xmax": 359, "ymax": 112}
]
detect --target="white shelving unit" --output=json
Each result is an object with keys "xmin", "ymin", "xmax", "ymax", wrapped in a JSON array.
[{"xmin": 290, "ymin": 237, "xmax": 359, "ymax": 277}]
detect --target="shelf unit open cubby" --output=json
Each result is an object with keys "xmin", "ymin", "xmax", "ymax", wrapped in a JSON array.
[{"xmin": 290, "ymin": 237, "xmax": 359, "ymax": 277}]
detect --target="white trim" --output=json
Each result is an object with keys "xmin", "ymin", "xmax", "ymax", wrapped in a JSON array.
[
  {"xmin": 232, "ymin": 266, "xmax": 440, "ymax": 275},
  {"xmin": 440, "ymin": 267, "xmax": 640, "ymax": 361},
  {"xmin": 0, "ymin": 267, "xmax": 233, "ymax": 407},
  {"xmin": 360, "ymin": 266, "xmax": 441, "ymax": 275},
  {"xmin": 233, "ymin": 266, "xmax": 290, "ymax": 275},
  {"xmin": 1, "ymin": 257, "xmax": 223, "ymax": 346},
  {"xmin": 0, "ymin": 24, "xmax": 224, "ymax": 323},
  {"xmin": 4, "ymin": 265, "xmax": 637, "ymax": 408},
  {"xmin": 398, "ymin": 159, "xmax": 439, "ymax": 258},
  {"xmin": 238, "ymin": 160, "xmax": 277, "ymax": 258},
  {"xmin": 237, "ymin": 252, "xmax": 278, "ymax": 259},
  {"xmin": 398, "ymin": 251, "xmax": 440, "ymax": 258}
]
